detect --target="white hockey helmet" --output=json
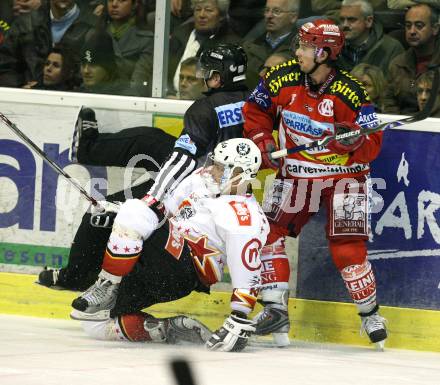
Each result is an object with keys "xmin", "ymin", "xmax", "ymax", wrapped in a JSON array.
[{"xmin": 202, "ymin": 138, "xmax": 262, "ymax": 195}]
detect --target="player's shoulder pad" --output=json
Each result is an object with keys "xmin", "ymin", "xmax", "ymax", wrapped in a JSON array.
[
  {"xmin": 263, "ymin": 59, "xmax": 302, "ymax": 96},
  {"xmin": 329, "ymin": 69, "xmax": 371, "ymax": 110}
]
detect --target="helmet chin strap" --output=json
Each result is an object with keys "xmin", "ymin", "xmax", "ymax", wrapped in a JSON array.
[{"xmin": 305, "ymin": 47, "xmax": 324, "ymax": 75}]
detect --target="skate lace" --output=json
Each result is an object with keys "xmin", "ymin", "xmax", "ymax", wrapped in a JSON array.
[
  {"xmin": 361, "ymin": 313, "xmax": 387, "ymax": 336},
  {"xmin": 254, "ymin": 306, "xmax": 271, "ymax": 324},
  {"xmin": 52, "ymin": 269, "xmax": 60, "ymax": 285},
  {"xmin": 81, "ymin": 279, "xmax": 113, "ymax": 305},
  {"xmin": 82, "ymin": 120, "xmax": 98, "ymax": 131}
]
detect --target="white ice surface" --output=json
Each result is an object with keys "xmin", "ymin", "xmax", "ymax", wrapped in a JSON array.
[{"xmin": 1, "ymin": 314, "xmax": 439, "ymax": 385}]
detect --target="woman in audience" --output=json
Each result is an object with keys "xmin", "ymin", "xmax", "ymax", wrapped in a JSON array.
[
  {"xmin": 351, "ymin": 63, "xmax": 390, "ymax": 113},
  {"xmin": 168, "ymin": 0, "xmax": 240, "ymax": 95},
  {"xmin": 23, "ymin": 45, "xmax": 78, "ymax": 90}
]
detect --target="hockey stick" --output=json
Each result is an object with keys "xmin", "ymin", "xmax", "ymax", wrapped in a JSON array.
[
  {"xmin": 271, "ymin": 64, "xmax": 440, "ymax": 160},
  {"xmin": 170, "ymin": 359, "xmax": 197, "ymax": 385},
  {"xmin": 0, "ymin": 112, "xmax": 99, "ymax": 206}
]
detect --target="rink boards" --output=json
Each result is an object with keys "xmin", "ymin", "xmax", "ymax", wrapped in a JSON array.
[
  {"xmin": 1, "ymin": 272, "xmax": 440, "ymax": 352},
  {"xmin": 0, "ymin": 90, "xmax": 440, "ymax": 352}
]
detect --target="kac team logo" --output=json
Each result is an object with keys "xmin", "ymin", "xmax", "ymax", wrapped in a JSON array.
[{"xmin": 318, "ymin": 98, "xmax": 334, "ymax": 117}]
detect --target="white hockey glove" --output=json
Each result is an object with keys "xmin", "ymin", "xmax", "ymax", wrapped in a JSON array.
[
  {"xmin": 206, "ymin": 312, "xmax": 255, "ymax": 352},
  {"xmin": 90, "ymin": 201, "xmax": 122, "ymax": 228}
]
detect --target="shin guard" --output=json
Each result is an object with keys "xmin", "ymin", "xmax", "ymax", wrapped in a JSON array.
[
  {"xmin": 341, "ymin": 260, "xmax": 377, "ymax": 314},
  {"xmin": 260, "ymin": 237, "xmax": 290, "ymax": 292},
  {"xmin": 81, "ymin": 313, "xmax": 157, "ymax": 341},
  {"xmin": 102, "ymin": 231, "xmax": 142, "ymax": 276}
]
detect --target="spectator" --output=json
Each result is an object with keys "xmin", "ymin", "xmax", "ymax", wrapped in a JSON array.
[
  {"xmin": 77, "ymin": 0, "xmax": 105, "ymax": 17},
  {"xmin": 387, "ymin": 0, "xmax": 412, "ymax": 8},
  {"xmin": 12, "ymin": 0, "xmax": 42, "ymax": 16},
  {"xmin": 350, "ymin": 63, "xmax": 390, "ymax": 112},
  {"xmin": 0, "ymin": 0, "xmax": 48, "ymax": 87},
  {"xmin": 76, "ymin": 30, "xmax": 129, "ymax": 95},
  {"xmin": 338, "ymin": 0, "xmax": 404, "ymax": 75},
  {"xmin": 416, "ymin": 69, "xmax": 440, "ymax": 116},
  {"xmin": 387, "ymin": 1, "xmax": 440, "ymax": 10},
  {"xmin": 387, "ymin": 3, "xmax": 440, "ymax": 114},
  {"xmin": 258, "ymin": 51, "xmax": 291, "ymax": 78},
  {"xmin": 0, "ymin": 0, "xmax": 95, "ymax": 87},
  {"xmin": 168, "ymin": 0, "xmax": 241, "ymax": 95},
  {"xmin": 48, "ymin": 0, "xmax": 96, "ymax": 54},
  {"xmin": 310, "ymin": 0, "xmax": 388, "ymax": 21},
  {"xmin": 101, "ymin": 0, "xmax": 154, "ymax": 96},
  {"xmin": 228, "ymin": 0, "xmax": 266, "ymax": 37},
  {"xmin": 146, "ymin": 0, "xmax": 193, "ymax": 33},
  {"xmin": 242, "ymin": 0, "xmax": 299, "ymax": 89},
  {"xmin": 175, "ymin": 56, "xmax": 207, "ymax": 99},
  {"xmin": 23, "ymin": 44, "xmax": 78, "ymax": 90}
]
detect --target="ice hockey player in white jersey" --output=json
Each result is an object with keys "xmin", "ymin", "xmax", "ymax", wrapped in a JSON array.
[{"xmin": 70, "ymin": 138, "xmax": 270, "ymax": 352}]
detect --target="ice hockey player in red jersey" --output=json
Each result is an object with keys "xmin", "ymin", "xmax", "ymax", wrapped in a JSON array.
[
  {"xmin": 243, "ymin": 19, "xmax": 387, "ymax": 349},
  {"xmin": 70, "ymin": 138, "xmax": 269, "ymax": 352}
]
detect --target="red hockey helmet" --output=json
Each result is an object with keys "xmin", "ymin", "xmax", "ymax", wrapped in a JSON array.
[{"xmin": 298, "ymin": 19, "xmax": 345, "ymax": 61}]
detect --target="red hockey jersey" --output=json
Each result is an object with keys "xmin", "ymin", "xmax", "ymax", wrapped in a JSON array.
[{"xmin": 243, "ymin": 59, "xmax": 383, "ymax": 179}]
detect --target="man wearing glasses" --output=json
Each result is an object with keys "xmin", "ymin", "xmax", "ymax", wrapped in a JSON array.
[{"xmin": 242, "ymin": 0, "xmax": 299, "ymax": 88}]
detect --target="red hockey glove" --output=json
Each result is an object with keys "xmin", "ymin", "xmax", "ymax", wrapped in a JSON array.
[
  {"xmin": 249, "ymin": 132, "xmax": 279, "ymax": 170},
  {"xmin": 327, "ymin": 121, "xmax": 365, "ymax": 155}
]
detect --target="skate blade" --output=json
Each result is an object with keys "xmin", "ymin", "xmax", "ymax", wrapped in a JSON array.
[
  {"xmin": 70, "ymin": 308, "xmax": 111, "ymax": 322},
  {"xmin": 374, "ymin": 340, "xmax": 386, "ymax": 351},
  {"xmin": 272, "ymin": 332, "xmax": 290, "ymax": 347}
]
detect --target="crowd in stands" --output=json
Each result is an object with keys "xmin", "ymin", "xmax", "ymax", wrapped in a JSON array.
[{"xmin": 0, "ymin": 0, "xmax": 440, "ymax": 116}]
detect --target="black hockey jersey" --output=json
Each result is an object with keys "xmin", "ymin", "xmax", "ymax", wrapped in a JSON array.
[{"xmin": 148, "ymin": 85, "xmax": 250, "ymax": 201}]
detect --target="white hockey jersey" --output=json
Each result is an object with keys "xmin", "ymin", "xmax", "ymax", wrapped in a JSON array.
[{"xmin": 162, "ymin": 170, "xmax": 270, "ymax": 315}]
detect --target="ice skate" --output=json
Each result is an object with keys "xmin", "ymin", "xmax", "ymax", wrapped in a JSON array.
[
  {"xmin": 36, "ymin": 267, "xmax": 61, "ymax": 288},
  {"xmin": 162, "ymin": 316, "xmax": 212, "ymax": 345},
  {"xmin": 360, "ymin": 306, "xmax": 388, "ymax": 351},
  {"xmin": 253, "ymin": 302, "xmax": 290, "ymax": 347},
  {"xmin": 70, "ymin": 270, "xmax": 120, "ymax": 321},
  {"xmin": 71, "ymin": 106, "xmax": 98, "ymax": 162}
]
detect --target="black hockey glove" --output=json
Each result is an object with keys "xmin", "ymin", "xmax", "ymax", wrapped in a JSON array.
[
  {"xmin": 90, "ymin": 201, "xmax": 122, "ymax": 228},
  {"xmin": 206, "ymin": 312, "xmax": 255, "ymax": 352}
]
